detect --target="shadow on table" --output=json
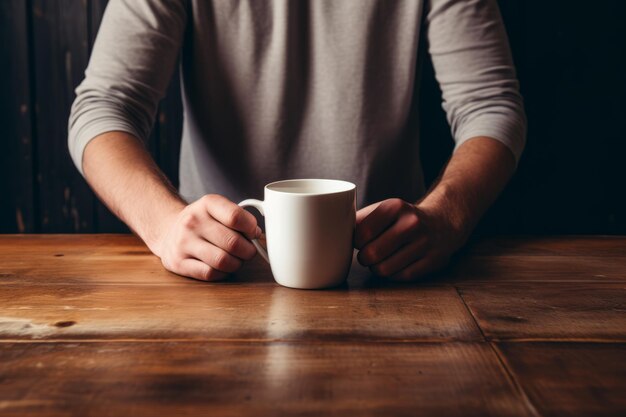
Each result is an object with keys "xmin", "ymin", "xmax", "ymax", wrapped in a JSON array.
[{"xmin": 229, "ymin": 252, "xmax": 452, "ymax": 290}]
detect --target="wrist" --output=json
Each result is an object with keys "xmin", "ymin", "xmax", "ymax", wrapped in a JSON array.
[
  {"xmin": 416, "ymin": 182, "xmax": 476, "ymax": 244},
  {"xmin": 139, "ymin": 198, "xmax": 186, "ymax": 257},
  {"xmin": 83, "ymin": 132, "xmax": 189, "ymax": 257}
]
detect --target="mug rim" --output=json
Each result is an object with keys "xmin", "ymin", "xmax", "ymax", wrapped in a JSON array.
[{"xmin": 265, "ymin": 178, "xmax": 356, "ymax": 196}]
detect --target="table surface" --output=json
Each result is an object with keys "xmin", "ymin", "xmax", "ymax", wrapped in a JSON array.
[{"xmin": 1, "ymin": 234, "xmax": 625, "ymax": 417}]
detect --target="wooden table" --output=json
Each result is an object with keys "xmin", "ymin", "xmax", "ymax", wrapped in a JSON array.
[{"xmin": 1, "ymin": 235, "xmax": 625, "ymax": 416}]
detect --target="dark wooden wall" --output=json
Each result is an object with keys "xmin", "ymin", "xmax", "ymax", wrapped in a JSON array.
[
  {"xmin": 1, "ymin": 0, "xmax": 625, "ymax": 235},
  {"xmin": 1, "ymin": 0, "xmax": 181, "ymax": 234}
]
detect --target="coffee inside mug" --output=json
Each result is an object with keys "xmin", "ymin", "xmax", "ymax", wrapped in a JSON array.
[{"xmin": 266, "ymin": 179, "xmax": 356, "ymax": 195}]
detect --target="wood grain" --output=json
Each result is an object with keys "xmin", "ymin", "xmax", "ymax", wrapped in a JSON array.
[
  {"xmin": 0, "ymin": 0, "xmax": 35, "ymax": 233},
  {"xmin": 462, "ymin": 236, "xmax": 626, "ymax": 257},
  {"xmin": 446, "ymin": 254, "xmax": 626, "ymax": 283},
  {"xmin": 0, "ymin": 234, "xmax": 346, "ymax": 286},
  {"xmin": 496, "ymin": 342, "xmax": 626, "ymax": 417},
  {"xmin": 0, "ymin": 284, "xmax": 481, "ymax": 342},
  {"xmin": 0, "ymin": 341, "xmax": 532, "ymax": 417},
  {"xmin": 4, "ymin": 235, "xmax": 626, "ymax": 286},
  {"xmin": 0, "ymin": 234, "xmax": 173, "ymax": 285},
  {"xmin": 442, "ymin": 236, "xmax": 626, "ymax": 283},
  {"xmin": 2, "ymin": 235, "xmax": 626, "ymax": 415},
  {"xmin": 458, "ymin": 283, "xmax": 626, "ymax": 341},
  {"xmin": 31, "ymin": 0, "xmax": 94, "ymax": 232}
]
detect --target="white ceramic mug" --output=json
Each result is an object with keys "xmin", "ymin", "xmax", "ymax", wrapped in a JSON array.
[{"xmin": 238, "ymin": 179, "xmax": 356, "ymax": 289}]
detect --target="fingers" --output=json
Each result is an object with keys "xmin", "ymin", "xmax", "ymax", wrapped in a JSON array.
[
  {"xmin": 357, "ymin": 211, "xmax": 422, "ymax": 266},
  {"xmin": 184, "ymin": 238, "xmax": 243, "ymax": 273},
  {"xmin": 176, "ymin": 258, "xmax": 228, "ymax": 282},
  {"xmin": 354, "ymin": 198, "xmax": 458, "ymax": 282},
  {"xmin": 159, "ymin": 194, "xmax": 260, "ymax": 282},
  {"xmin": 369, "ymin": 238, "xmax": 429, "ymax": 277},
  {"xmin": 199, "ymin": 220, "xmax": 257, "ymax": 260},
  {"xmin": 354, "ymin": 199, "xmax": 449, "ymax": 281},
  {"xmin": 354, "ymin": 199, "xmax": 407, "ymax": 249},
  {"xmin": 201, "ymin": 194, "xmax": 260, "ymax": 239}
]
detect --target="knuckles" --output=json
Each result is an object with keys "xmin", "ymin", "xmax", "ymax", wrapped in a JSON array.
[
  {"xmin": 161, "ymin": 252, "xmax": 181, "ymax": 272},
  {"xmin": 404, "ymin": 212, "xmax": 420, "ymax": 230},
  {"xmin": 222, "ymin": 233, "xmax": 255, "ymax": 260},
  {"xmin": 225, "ymin": 208, "xmax": 248, "ymax": 230},
  {"xmin": 201, "ymin": 267, "xmax": 218, "ymax": 281},
  {"xmin": 358, "ymin": 245, "xmax": 379, "ymax": 266},
  {"xmin": 355, "ymin": 199, "xmax": 414, "ymax": 249},
  {"xmin": 212, "ymin": 251, "xmax": 242, "ymax": 272},
  {"xmin": 194, "ymin": 266, "xmax": 226, "ymax": 282},
  {"xmin": 159, "ymin": 242, "xmax": 237, "ymax": 282},
  {"xmin": 200, "ymin": 194, "xmax": 218, "ymax": 205},
  {"xmin": 179, "ymin": 211, "xmax": 198, "ymax": 230},
  {"xmin": 198, "ymin": 268, "xmax": 211, "ymax": 281},
  {"xmin": 365, "ymin": 246, "xmax": 380, "ymax": 264},
  {"xmin": 160, "ymin": 256, "xmax": 173, "ymax": 271},
  {"xmin": 224, "ymin": 233, "xmax": 241, "ymax": 253},
  {"xmin": 382, "ymin": 198, "xmax": 406, "ymax": 215},
  {"xmin": 239, "ymin": 242, "xmax": 257, "ymax": 260},
  {"xmin": 224, "ymin": 209, "xmax": 240, "ymax": 228},
  {"xmin": 394, "ymin": 270, "xmax": 412, "ymax": 281},
  {"xmin": 212, "ymin": 251, "xmax": 230, "ymax": 271},
  {"xmin": 371, "ymin": 263, "xmax": 391, "ymax": 277}
]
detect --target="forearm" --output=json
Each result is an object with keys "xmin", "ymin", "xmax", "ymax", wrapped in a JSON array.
[
  {"xmin": 82, "ymin": 132, "xmax": 186, "ymax": 254},
  {"xmin": 418, "ymin": 136, "xmax": 517, "ymax": 240}
]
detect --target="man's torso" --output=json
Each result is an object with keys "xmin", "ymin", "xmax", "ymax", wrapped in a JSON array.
[{"xmin": 179, "ymin": 0, "xmax": 427, "ymax": 206}]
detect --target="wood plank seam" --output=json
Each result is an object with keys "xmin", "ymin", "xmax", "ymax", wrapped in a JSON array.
[
  {"xmin": 455, "ymin": 286, "xmax": 543, "ymax": 417},
  {"xmin": 454, "ymin": 286, "xmax": 488, "ymax": 342},
  {"xmin": 489, "ymin": 341, "xmax": 543, "ymax": 417}
]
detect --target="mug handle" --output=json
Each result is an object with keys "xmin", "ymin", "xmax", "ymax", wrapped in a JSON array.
[{"xmin": 238, "ymin": 199, "xmax": 270, "ymax": 263}]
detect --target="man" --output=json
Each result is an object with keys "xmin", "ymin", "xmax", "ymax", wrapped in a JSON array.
[{"xmin": 69, "ymin": 0, "xmax": 526, "ymax": 281}]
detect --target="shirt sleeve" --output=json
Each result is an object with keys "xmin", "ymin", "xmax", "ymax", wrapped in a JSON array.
[
  {"xmin": 68, "ymin": 0, "xmax": 187, "ymax": 175},
  {"xmin": 425, "ymin": 0, "xmax": 527, "ymax": 164}
]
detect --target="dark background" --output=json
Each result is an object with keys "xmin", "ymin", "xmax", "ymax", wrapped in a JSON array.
[{"xmin": 1, "ymin": 0, "xmax": 625, "ymax": 235}]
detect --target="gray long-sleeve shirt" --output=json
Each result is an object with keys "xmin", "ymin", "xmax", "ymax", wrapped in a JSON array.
[{"xmin": 69, "ymin": 0, "xmax": 526, "ymax": 207}]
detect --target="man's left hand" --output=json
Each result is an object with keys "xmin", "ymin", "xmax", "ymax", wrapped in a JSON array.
[{"xmin": 354, "ymin": 198, "xmax": 468, "ymax": 281}]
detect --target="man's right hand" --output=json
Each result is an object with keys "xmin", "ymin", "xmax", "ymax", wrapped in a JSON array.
[
  {"xmin": 155, "ymin": 194, "xmax": 261, "ymax": 281},
  {"xmin": 81, "ymin": 133, "xmax": 261, "ymax": 282}
]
